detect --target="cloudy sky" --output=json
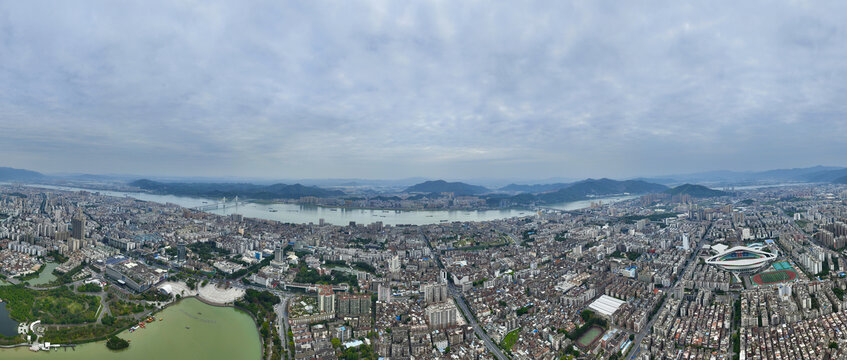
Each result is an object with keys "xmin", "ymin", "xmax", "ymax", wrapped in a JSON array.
[{"xmin": 1, "ymin": 1, "xmax": 846, "ymax": 180}]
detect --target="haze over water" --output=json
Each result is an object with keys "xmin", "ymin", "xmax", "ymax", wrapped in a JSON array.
[{"xmin": 22, "ymin": 184, "xmax": 634, "ymax": 226}]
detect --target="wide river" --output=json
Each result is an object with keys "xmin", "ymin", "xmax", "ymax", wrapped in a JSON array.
[
  {"xmin": 21, "ymin": 184, "xmax": 634, "ymax": 226},
  {"xmin": 0, "ymin": 297, "xmax": 261, "ymax": 360}
]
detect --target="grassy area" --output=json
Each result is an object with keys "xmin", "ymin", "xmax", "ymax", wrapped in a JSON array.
[
  {"xmin": 42, "ymin": 317, "xmax": 136, "ymax": 344},
  {"xmin": 108, "ymin": 299, "xmax": 149, "ymax": 316},
  {"xmin": 294, "ymin": 263, "xmax": 358, "ymax": 289},
  {"xmin": 234, "ymin": 289, "xmax": 280, "ymax": 360},
  {"xmin": 500, "ymin": 328, "xmax": 520, "ymax": 352},
  {"xmin": 0, "ymin": 285, "xmax": 100, "ymax": 324}
]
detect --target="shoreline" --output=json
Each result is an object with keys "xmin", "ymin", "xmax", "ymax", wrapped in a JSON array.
[{"xmin": 0, "ymin": 293, "xmax": 262, "ymax": 355}]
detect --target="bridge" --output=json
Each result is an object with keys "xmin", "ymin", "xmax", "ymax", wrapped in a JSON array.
[
  {"xmin": 275, "ymin": 282, "xmax": 350, "ymax": 293},
  {"xmin": 191, "ymin": 197, "xmax": 249, "ymax": 212}
]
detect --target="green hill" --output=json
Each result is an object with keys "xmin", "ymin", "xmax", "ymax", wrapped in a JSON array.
[
  {"xmin": 404, "ymin": 180, "xmax": 490, "ymax": 195},
  {"xmin": 536, "ymin": 178, "xmax": 667, "ymax": 203},
  {"xmin": 0, "ymin": 167, "xmax": 45, "ymax": 181},
  {"xmin": 664, "ymin": 184, "xmax": 728, "ymax": 197}
]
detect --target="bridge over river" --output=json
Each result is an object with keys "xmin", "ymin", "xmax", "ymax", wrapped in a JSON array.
[{"xmin": 191, "ymin": 198, "xmax": 249, "ymax": 212}]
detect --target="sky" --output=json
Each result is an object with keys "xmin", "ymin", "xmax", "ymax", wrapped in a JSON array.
[{"xmin": 1, "ymin": 1, "xmax": 846, "ymax": 181}]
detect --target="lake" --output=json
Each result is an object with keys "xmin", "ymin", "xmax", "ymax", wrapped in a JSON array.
[
  {"xmin": 0, "ymin": 297, "xmax": 261, "ymax": 360},
  {"xmin": 21, "ymin": 184, "xmax": 633, "ymax": 226},
  {"xmin": 26, "ymin": 263, "xmax": 59, "ymax": 286},
  {"xmin": 0, "ymin": 302, "xmax": 18, "ymax": 337}
]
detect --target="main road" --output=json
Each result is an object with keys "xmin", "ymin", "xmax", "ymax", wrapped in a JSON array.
[
  {"xmin": 273, "ymin": 295, "xmax": 292, "ymax": 360},
  {"xmin": 422, "ymin": 232, "xmax": 509, "ymax": 360},
  {"xmin": 627, "ymin": 220, "xmax": 713, "ymax": 359}
]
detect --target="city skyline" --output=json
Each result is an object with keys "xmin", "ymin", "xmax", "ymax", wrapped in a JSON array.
[
  {"xmin": 5, "ymin": 2, "xmax": 847, "ymax": 360},
  {"xmin": 2, "ymin": 1, "xmax": 847, "ymax": 179}
]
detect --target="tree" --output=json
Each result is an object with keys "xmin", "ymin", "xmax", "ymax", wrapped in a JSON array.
[
  {"xmin": 331, "ymin": 338, "xmax": 342, "ymax": 348},
  {"xmin": 260, "ymin": 321, "xmax": 270, "ymax": 338},
  {"xmin": 580, "ymin": 309, "xmax": 595, "ymax": 322},
  {"xmin": 106, "ymin": 336, "xmax": 129, "ymax": 350}
]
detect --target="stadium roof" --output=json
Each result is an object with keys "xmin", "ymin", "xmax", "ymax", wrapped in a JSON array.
[
  {"xmin": 705, "ymin": 245, "xmax": 777, "ymax": 271},
  {"xmin": 588, "ymin": 295, "xmax": 626, "ymax": 317}
]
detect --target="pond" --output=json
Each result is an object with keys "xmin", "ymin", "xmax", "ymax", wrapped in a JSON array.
[{"xmin": 25, "ymin": 263, "xmax": 59, "ymax": 286}]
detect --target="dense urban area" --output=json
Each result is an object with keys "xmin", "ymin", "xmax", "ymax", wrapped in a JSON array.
[{"xmin": 3, "ymin": 182, "xmax": 847, "ymax": 360}]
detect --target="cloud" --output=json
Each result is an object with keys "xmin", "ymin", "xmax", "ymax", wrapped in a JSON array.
[{"xmin": 0, "ymin": 0, "xmax": 846, "ymax": 179}]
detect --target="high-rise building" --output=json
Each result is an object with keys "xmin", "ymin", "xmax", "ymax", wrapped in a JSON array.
[
  {"xmin": 177, "ymin": 242, "xmax": 187, "ymax": 262},
  {"xmin": 71, "ymin": 211, "xmax": 86, "ymax": 240},
  {"xmin": 274, "ymin": 245, "xmax": 285, "ymax": 262},
  {"xmin": 69, "ymin": 238, "xmax": 81, "ymax": 252},
  {"xmin": 377, "ymin": 284, "xmax": 391, "ymax": 303},
  {"xmin": 682, "ymin": 233, "xmax": 690, "ymax": 251},
  {"xmin": 318, "ymin": 285, "xmax": 335, "ymax": 314},
  {"xmin": 425, "ymin": 302, "xmax": 457, "ymax": 329},
  {"xmin": 422, "ymin": 282, "xmax": 448, "ymax": 304},
  {"xmin": 388, "ymin": 255, "xmax": 401, "ymax": 273},
  {"xmin": 336, "ymin": 294, "xmax": 371, "ymax": 316}
]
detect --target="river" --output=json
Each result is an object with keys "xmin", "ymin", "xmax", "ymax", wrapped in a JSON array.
[
  {"xmin": 0, "ymin": 297, "xmax": 261, "ymax": 360},
  {"xmin": 20, "ymin": 184, "xmax": 634, "ymax": 226},
  {"xmin": 545, "ymin": 195, "xmax": 637, "ymax": 211}
]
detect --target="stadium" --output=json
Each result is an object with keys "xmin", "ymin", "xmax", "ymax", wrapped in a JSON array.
[{"xmin": 705, "ymin": 245, "xmax": 778, "ymax": 273}]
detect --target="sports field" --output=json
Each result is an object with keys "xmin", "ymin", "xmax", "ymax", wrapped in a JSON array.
[
  {"xmin": 772, "ymin": 261, "xmax": 792, "ymax": 271},
  {"xmin": 752, "ymin": 269, "xmax": 797, "ymax": 285},
  {"xmin": 576, "ymin": 326, "xmax": 604, "ymax": 349}
]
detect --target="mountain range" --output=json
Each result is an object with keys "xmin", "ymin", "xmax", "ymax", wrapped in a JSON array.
[
  {"xmin": 640, "ymin": 165, "xmax": 847, "ymax": 185},
  {"xmin": 130, "ymin": 179, "xmax": 345, "ymax": 199},
  {"xmin": 3, "ymin": 165, "xmax": 847, "ymax": 197}
]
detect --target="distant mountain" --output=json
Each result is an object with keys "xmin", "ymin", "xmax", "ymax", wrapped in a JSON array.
[
  {"xmin": 664, "ymin": 184, "xmax": 728, "ymax": 197},
  {"xmin": 130, "ymin": 179, "xmax": 344, "ymax": 199},
  {"xmin": 833, "ymin": 175, "xmax": 847, "ymax": 184},
  {"xmin": 499, "ymin": 183, "xmax": 572, "ymax": 193},
  {"xmin": 642, "ymin": 165, "xmax": 845, "ymax": 185},
  {"xmin": 536, "ymin": 178, "xmax": 667, "ymax": 203},
  {"xmin": 498, "ymin": 178, "xmax": 666, "ymax": 205},
  {"xmin": 404, "ymin": 180, "xmax": 489, "ymax": 195},
  {"xmin": 0, "ymin": 167, "xmax": 45, "ymax": 181},
  {"xmin": 805, "ymin": 168, "xmax": 847, "ymax": 183}
]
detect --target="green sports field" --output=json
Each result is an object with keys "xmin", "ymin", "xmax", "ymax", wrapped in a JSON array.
[{"xmin": 752, "ymin": 269, "xmax": 797, "ymax": 286}]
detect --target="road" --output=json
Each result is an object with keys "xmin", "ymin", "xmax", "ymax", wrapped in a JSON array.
[
  {"xmin": 422, "ymin": 232, "xmax": 509, "ymax": 360},
  {"xmin": 273, "ymin": 295, "xmax": 292, "ymax": 360},
  {"xmin": 449, "ymin": 284, "xmax": 509, "ymax": 360},
  {"xmin": 627, "ymin": 220, "xmax": 713, "ymax": 359}
]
